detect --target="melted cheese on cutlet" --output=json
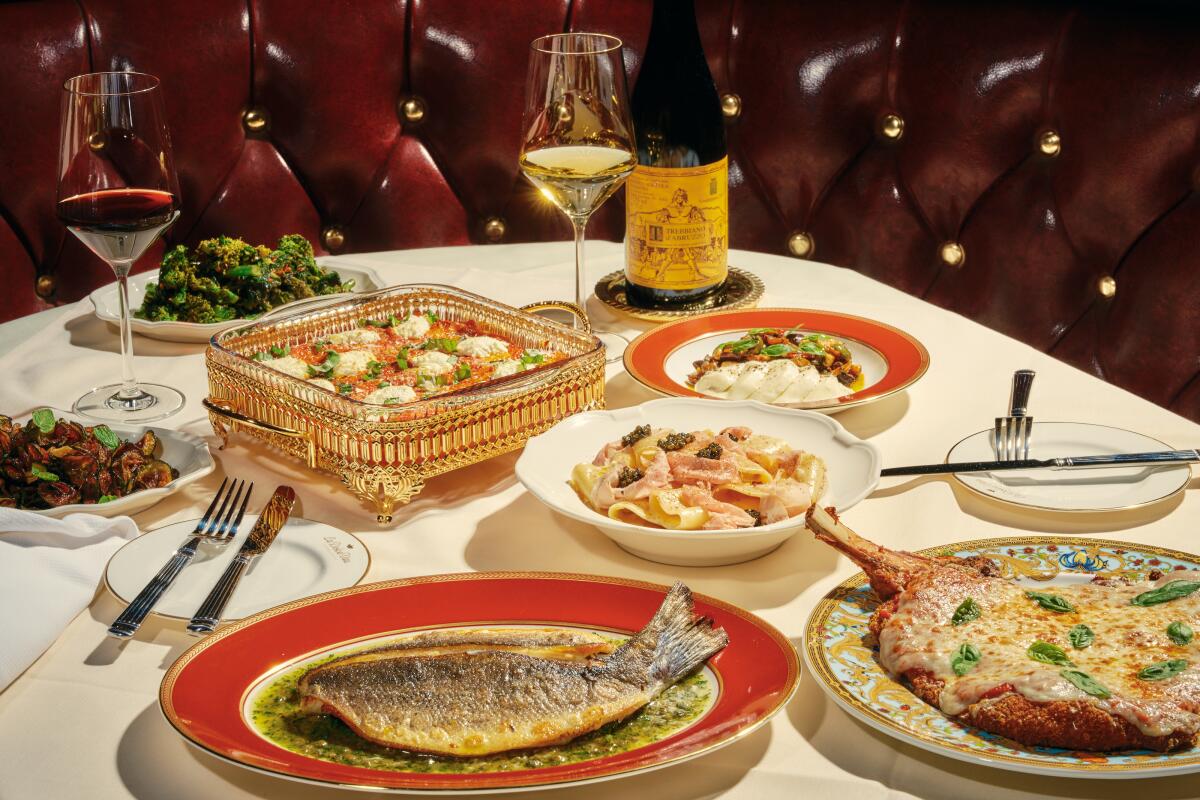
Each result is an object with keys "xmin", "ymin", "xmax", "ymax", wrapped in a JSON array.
[{"xmin": 878, "ymin": 567, "xmax": 1200, "ymax": 738}]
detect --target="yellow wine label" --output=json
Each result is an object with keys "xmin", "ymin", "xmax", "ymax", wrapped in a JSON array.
[{"xmin": 625, "ymin": 157, "xmax": 728, "ymax": 291}]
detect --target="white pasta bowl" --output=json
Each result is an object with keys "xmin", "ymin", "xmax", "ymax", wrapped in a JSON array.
[{"xmin": 516, "ymin": 398, "xmax": 881, "ymax": 567}]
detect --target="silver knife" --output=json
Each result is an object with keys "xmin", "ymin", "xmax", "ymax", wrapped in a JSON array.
[
  {"xmin": 882, "ymin": 449, "xmax": 1200, "ymax": 477},
  {"xmin": 186, "ymin": 486, "xmax": 297, "ymax": 635}
]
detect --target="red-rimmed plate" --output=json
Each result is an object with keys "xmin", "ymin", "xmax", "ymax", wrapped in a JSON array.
[
  {"xmin": 623, "ymin": 308, "xmax": 930, "ymax": 413},
  {"xmin": 160, "ymin": 573, "xmax": 798, "ymax": 793}
]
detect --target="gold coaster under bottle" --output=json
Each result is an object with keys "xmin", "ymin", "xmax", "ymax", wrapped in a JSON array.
[{"xmin": 594, "ymin": 266, "xmax": 764, "ymax": 322}]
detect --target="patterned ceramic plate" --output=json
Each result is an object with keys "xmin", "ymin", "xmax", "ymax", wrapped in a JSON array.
[
  {"xmin": 804, "ymin": 536, "xmax": 1200, "ymax": 778},
  {"xmin": 623, "ymin": 308, "xmax": 929, "ymax": 414},
  {"xmin": 161, "ymin": 573, "xmax": 798, "ymax": 793}
]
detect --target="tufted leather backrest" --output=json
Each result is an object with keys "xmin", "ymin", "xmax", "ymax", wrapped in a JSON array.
[{"xmin": 1, "ymin": 0, "xmax": 1197, "ymax": 421}]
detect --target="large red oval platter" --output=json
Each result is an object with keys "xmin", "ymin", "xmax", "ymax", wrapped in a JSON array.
[
  {"xmin": 624, "ymin": 308, "xmax": 930, "ymax": 412},
  {"xmin": 160, "ymin": 572, "xmax": 798, "ymax": 793}
]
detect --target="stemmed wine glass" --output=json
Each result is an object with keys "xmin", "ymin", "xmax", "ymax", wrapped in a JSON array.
[
  {"xmin": 57, "ymin": 71, "xmax": 185, "ymax": 422},
  {"xmin": 519, "ymin": 33, "xmax": 636, "ymax": 361}
]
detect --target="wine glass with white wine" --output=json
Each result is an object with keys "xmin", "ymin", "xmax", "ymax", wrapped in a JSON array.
[{"xmin": 519, "ymin": 33, "xmax": 636, "ymax": 361}]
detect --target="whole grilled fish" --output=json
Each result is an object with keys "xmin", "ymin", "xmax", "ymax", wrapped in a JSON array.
[{"xmin": 297, "ymin": 582, "xmax": 727, "ymax": 756}]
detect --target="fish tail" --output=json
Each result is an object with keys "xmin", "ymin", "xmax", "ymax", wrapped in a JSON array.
[{"xmin": 607, "ymin": 582, "xmax": 729, "ymax": 686}]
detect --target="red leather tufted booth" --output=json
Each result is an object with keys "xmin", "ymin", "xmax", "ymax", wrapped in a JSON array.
[{"xmin": 2, "ymin": 0, "xmax": 1198, "ymax": 421}]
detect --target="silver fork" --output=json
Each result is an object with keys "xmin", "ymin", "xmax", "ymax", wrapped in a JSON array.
[
  {"xmin": 107, "ymin": 478, "xmax": 252, "ymax": 639},
  {"xmin": 993, "ymin": 370, "xmax": 1035, "ymax": 461}
]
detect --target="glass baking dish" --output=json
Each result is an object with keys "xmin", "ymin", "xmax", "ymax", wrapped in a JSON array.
[{"xmin": 204, "ymin": 284, "xmax": 606, "ymax": 522}]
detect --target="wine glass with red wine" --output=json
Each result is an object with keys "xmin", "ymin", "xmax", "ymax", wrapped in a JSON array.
[{"xmin": 57, "ymin": 71, "xmax": 184, "ymax": 422}]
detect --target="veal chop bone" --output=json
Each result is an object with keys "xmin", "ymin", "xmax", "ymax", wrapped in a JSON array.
[{"xmin": 806, "ymin": 506, "xmax": 1200, "ymax": 752}]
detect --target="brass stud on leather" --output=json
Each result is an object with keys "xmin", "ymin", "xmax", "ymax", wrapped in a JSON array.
[
  {"xmin": 1098, "ymin": 275, "xmax": 1117, "ymax": 298},
  {"xmin": 483, "ymin": 217, "xmax": 506, "ymax": 243},
  {"xmin": 1038, "ymin": 130, "xmax": 1062, "ymax": 157},
  {"xmin": 242, "ymin": 108, "xmax": 269, "ymax": 132},
  {"xmin": 940, "ymin": 241, "xmax": 965, "ymax": 268},
  {"xmin": 720, "ymin": 93, "xmax": 742, "ymax": 120},
  {"xmin": 87, "ymin": 131, "xmax": 106, "ymax": 152},
  {"xmin": 787, "ymin": 231, "xmax": 814, "ymax": 258},
  {"xmin": 321, "ymin": 225, "xmax": 346, "ymax": 252},
  {"xmin": 35, "ymin": 275, "xmax": 56, "ymax": 299},
  {"xmin": 401, "ymin": 97, "xmax": 426, "ymax": 124},
  {"xmin": 880, "ymin": 113, "xmax": 905, "ymax": 140}
]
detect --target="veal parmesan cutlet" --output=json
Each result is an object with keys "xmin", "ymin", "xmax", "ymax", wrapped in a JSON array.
[{"xmin": 806, "ymin": 506, "xmax": 1200, "ymax": 752}]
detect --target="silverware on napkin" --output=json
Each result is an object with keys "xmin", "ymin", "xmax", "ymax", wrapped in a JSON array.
[
  {"xmin": 107, "ymin": 478, "xmax": 252, "ymax": 639},
  {"xmin": 881, "ymin": 449, "xmax": 1200, "ymax": 477},
  {"xmin": 186, "ymin": 485, "xmax": 296, "ymax": 635}
]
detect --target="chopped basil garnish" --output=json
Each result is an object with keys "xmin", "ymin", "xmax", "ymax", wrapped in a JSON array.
[
  {"xmin": 520, "ymin": 351, "xmax": 545, "ymax": 366},
  {"xmin": 1060, "ymin": 668, "xmax": 1111, "ymax": 698},
  {"xmin": 269, "ymin": 345, "xmax": 289, "ymax": 358},
  {"xmin": 1027, "ymin": 641, "xmax": 1074, "ymax": 666},
  {"xmin": 1068, "ymin": 624, "xmax": 1095, "ymax": 649},
  {"xmin": 951, "ymin": 598, "xmax": 981, "ymax": 626},
  {"xmin": 337, "ymin": 383, "xmax": 353, "ymax": 395},
  {"xmin": 1168, "ymin": 621, "xmax": 1194, "ymax": 646},
  {"xmin": 951, "ymin": 643, "xmax": 982, "ymax": 676},
  {"xmin": 31, "ymin": 408, "xmax": 56, "ymax": 434},
  {"xmin": 761, "ymin": 343, "xmax": 794, "ymax": 357},
  {"xmin": 92, "ymin": 425, "xmax": 119, "ymax": 450},
  {"xmin": 306, "ymin": 351, "xmax": 340, "ymax": 377},
  {"xmin": 1131, "ymin": 581, "xmax": 1200, "ymax": 607},
  {"xmin": 1025, "ymin": 590, "xmax": 1075, "ymax": 613},
  {"xmin": 419, "ymin": 337, "xmax": 458, "ymax": 353},
  {"xmin": 454, "ymin": 363, "xmax": 471, "ymax": 382},
  {"xmin": 98, "ymin": 494, "xmax": 118, "ymax": 504},
  {"xmin": 1137, "ymin": 659, "xmax": 1189, "ymax": 682},
  {"xmin": 424, "ymin": 311, "xmax": 438, "ymax": 324},
  {"xmin": 365, "ymin": 360, "xmax": 383, "ymax": 380},
  {"xmin": 396, "ymin": 347, "xmax": 409, "ymax": 370}
]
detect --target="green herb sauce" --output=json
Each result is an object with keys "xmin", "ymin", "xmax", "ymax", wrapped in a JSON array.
[{"xmin": 250, "ymin": 653, "xmax": 712, "ymax": 774}]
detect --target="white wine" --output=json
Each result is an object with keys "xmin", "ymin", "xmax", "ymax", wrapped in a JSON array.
[
  {"xmin": 520, "ymin": 145, "xmax": 637, "ymax": 218},
  {"xmin": 625, "ymin": 0, "xmax": 728, "ymax": 308}
]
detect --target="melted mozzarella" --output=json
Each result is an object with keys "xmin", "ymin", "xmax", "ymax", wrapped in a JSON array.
[
  {"xmin": 327, "ymin": 328, "xmax": 381, "ymax": 347},
  {"xmin": 410, "ymin": 350, "xmax": 457, "ymax": 368},
  {"xmin": 492, "ymin": 359, "xmax": 524, "ymax": 378},
  {"xmin": 331, "ymin": 349, "xmax": 375, "ymax": 378},
  {"xmin": 363, "ymin": 384, "xmax": 417, "ymax": 405},
  {"xmin": 694, "ymin": 361, "xmax": 853, "ymax": 403},
  {"xmin": 456, "ymin": 336, "xmax": 508, "ymax": 358},
  {"xmin": 263, "ymin": 355, "xmax": 310, "ymax": 379},
  {"xmin": 393, "ymin": 315, "xmax": 431, "ymax": 339},
  {"xmin": 308, "ymin": 378, "xmax": 336, "ymax": 392},
  {"xmin": 878, "ymin": 568, "xmax": 1200, "ymax": 738}
]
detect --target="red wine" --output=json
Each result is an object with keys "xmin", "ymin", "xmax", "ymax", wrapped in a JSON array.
[{"xmin": 58, "ymin": 188, "xmax": 178, "ymax": 264}]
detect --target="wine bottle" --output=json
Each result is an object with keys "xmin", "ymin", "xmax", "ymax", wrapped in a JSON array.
[{"xmin": 625, "ymin": 0, "xmax": 728, "ymax": 308}]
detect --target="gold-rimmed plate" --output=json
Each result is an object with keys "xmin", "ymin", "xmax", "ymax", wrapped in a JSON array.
[
  {"xmin": 160, "ymin": 573, "xmax": 798, "ymax": 793},
  {"xmin": 804, "ymin": 536, "xmax": 1200, "ymax": 778}
]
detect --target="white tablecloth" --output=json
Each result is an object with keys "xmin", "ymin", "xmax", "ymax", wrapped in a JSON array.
[{"xmin": 1, "ymin": 242, "xmax": 1197, "ymax": 800}]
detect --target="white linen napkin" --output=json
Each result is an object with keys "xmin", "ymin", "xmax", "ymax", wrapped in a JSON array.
[{"xmin": 0, "ymin": 508, "xmax": 139, "ymax": 690}]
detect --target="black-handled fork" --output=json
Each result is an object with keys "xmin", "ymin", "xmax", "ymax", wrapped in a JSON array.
[{"xmin": 107, "ymin": 478, "xmax": 252, "ymax": 639}]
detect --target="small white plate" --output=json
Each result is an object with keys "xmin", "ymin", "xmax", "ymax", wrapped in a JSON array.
[
  {"xmin": 89, "ymin": 262, "xmax": 385, "ymax": 343},
  {"xmin": 948, "ymin": 422, "xmax": 1192, "ymax": 512},
  {"xmin": 516, "ymin": 398, "xmax": 881, "ymax": 567},
  {"xmin": 105, "ymin": 515, "xmax": 369, "ymax": 621},
  {"xmin": 30, "ymin": 422, "xmax": 214, "ymax": 518}
]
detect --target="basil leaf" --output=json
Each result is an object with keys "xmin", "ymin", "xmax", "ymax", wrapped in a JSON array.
[
  {"xmin": 98, "ymin": 494, "xmax": 118, "ymax": 504},
  {"xmin": 951, "ymin": 642, "xmax": 982, "ymax": 676},
  {"xmin": 31, "ymin": 408, "xmax": 55, "ymax": 434},
  {"xmin": 425, "ymin": 311, "xmax": 439, "ymax": 324},
  {"xmin": 1131, "ymin": 580, "xmax": 1200, "ymax": 607},
  {"xmin": 337, "ymin": 383, "xmax": 353, "ymax": 395},
  {"xmin": 520, "ymin": 351, "xmax": 545, "ymax": 366},
  {"xmin": 1168, "ymin": 621, "xmax": 1194, "ymax": 646},
  {"xmin": 92, "ymin": 425, "xmax": 120, "ymax": 450},
  {"xmin": 1068, "ymin": 624, "xmax": 1095, "ymax": 649},
  {"xmin": 1137, "ymin": 658, "xmax": 1189, "ymax": 682},
  {"xmin": 1060, "ymin": 668, "xmax": 1111, "ymax": 699},
  {"xmin": 1026, "ymin": 590, "xmax": 1076, "ymax": 613},
  {"xmin": 1028, "ymin": 641, "xmax": 1074, "ymax": 666},
  {"xmin": 419, "ymin": 337, "xmax": 458, "ymax": 353},
  {"xmin": 454, "ymin": 363, "xmax": 471, "ymax": 382},
  {"xmin": 269, "ymin": 345, "xmax": 289, "ymax": 358},
  {"xmin": 761, "ymin": 343, "xmax": 794, "ymax": 357},
  {"xmin": 306, "ymin": 351, "xmax": 340, "ymax": 377},
  {"xmin": 30, "ymin": 463, "xmax": 59, "ymax": 482},
  {"xmin": 747, "ymin": 327, "xmax": 778, "ymax": 335},
  {"xmin": 951, "ymin": 598, "xmax": 981, "ymax": 626}
]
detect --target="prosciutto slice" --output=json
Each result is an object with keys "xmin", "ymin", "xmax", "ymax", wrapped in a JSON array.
[
  {"xmin": 666, "ymin": 452, "xmax": 740, "ymax": 485},
  {"xmin": 589, "ymin": 451, "xmax": 671, "ymax": 510},
  {"xmin": 679, "ymin": 486, "xmax": 755, "ymax": 530},
  {"xmin": 759, "ymin": 478, "xmax": 813, "ymax": 523}
]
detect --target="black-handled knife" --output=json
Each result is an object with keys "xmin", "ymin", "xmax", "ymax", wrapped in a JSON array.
[{"xmin": 882, "ymin": 449, "xmax": 1200, "ymax": 477}]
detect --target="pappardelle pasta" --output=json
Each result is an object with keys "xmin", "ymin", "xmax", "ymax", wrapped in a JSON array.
[{"xmin": 569, "ymin": 425, "xmax": 827, "ymax": 530}]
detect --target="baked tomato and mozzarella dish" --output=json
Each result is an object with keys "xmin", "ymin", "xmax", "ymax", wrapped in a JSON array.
[
  {"xmin": 251, "ymin": 311, "xmax": 565, "ymax": 405},
  {"xmin": 687, "ymin": 328, "xmax": 864, "ymax": 404},
  {"xmin": 570, "ymin": 425, "xmax": 827, "ymax": 530},
  {"xmin": 807, "ymin": 506, "xmax": 1200, "ymax": 752}
]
